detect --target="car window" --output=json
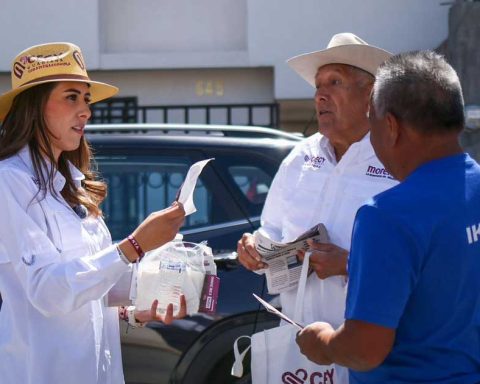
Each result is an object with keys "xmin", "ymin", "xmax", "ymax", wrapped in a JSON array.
[
  {"xmin": 228, "ymin": 165, "xmax": 272, "ymax": 205},
  {"xmin": 96, "ymin": 155, "xmax": 211, "ymax": 240}
]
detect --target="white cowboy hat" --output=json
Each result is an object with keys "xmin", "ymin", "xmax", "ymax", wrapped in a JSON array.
[
  {"xmin": 0, "ymin": 42, "xmax": 118, "ymax": 121},
  {"xmin": 287, "ymin": 32, "xmax": 392, "ymax": 87}
]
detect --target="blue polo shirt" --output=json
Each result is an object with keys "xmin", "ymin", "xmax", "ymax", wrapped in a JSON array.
[{"xmin": 345, "ymin": 153, "xmax": 480, "ymax": 383}]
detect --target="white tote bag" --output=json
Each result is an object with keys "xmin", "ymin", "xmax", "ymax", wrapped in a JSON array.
[{"xmin": 233, "ymin": 253, "xmax": 347, "ymax": 384}]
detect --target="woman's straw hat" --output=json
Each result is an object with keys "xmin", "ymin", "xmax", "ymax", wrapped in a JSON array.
[{"xmin": 0, "ymin": 42, "xmax": 118, "ymax": 121}]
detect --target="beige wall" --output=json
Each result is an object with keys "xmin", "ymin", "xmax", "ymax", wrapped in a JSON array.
[
  {"xmin": 100, "ymin": 0, "xmax": 247, "ymax": 53},
  {"xmin": 0, "ymin": 68, "xmax": 274, "ymax": 107},
  {"xmin": 0, "ymin": 0, "xmax": 450, "ymax": 100},
  {"xmin": 91, "ymin": 68, "xmax": 273, "ymax": 106}
]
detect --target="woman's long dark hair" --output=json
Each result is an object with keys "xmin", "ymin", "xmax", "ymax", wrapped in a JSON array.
[{"xmin": 0, "ymin": 82, "xmax": 107, "ymax": 217}]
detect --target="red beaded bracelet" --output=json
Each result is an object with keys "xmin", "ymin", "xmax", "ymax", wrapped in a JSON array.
[{"xmin": 127, "ymin": 235, "xmax": 145, "ymax": 262}]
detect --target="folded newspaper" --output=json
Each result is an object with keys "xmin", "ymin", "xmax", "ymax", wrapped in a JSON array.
[{"xmin": 254, "ymin": 223, "xmax": 329, "ymax": 294}]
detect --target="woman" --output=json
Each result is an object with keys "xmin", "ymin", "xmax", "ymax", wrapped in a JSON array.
[{"xmin": 0, "ymin": 42, "xmax": 185, "ymax": 384}]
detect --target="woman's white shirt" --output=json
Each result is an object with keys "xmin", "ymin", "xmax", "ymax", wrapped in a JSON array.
[{"xmin": 0, "ymin": 147, "xmax": 129, "ymax": 384}]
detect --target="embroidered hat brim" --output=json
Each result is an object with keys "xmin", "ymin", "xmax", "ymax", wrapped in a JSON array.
[
  {"xmin": 0, "ymin": 42, "xmax": 118, "ymax": 121},
  {"xmin": 287, "ymin": 32, "xmax": 392, "ymax": 87}
]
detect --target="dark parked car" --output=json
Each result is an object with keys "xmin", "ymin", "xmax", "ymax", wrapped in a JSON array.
[{"xmin": 86, "ymin": 124, "xmax": 302, "ymax": 384}]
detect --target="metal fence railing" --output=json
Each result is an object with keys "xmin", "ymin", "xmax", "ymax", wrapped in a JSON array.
[{"xmin": 90, "ymin": 98, "xmax": 280, "ymax": 128}]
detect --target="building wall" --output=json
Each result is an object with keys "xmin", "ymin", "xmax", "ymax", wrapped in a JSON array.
[
  {"xmin": 248, "ymin": 0, "xmax": 449, "ymax": 99},
  {"xmin": 99, "ymin": 0, "xmax": 249, "ymax": 69},
  {"xmin": 0, "ymin": 0, "xmax": 449, "ymax": 103},
  {"xmin": 1, "ymin": 1, "xmax": 477, "ymax": 156},
  {"xmin": 447, "ymin": 1, "xmax": 480, "ymax": 161},
  {"xmin": 0, "ymin": 0, "xmax": 100, "ymax": 69},
  {"xmin": 90, "ymin": 68, "xmax": 273, "ymax": 105},
  {"xmin": 446, "ymin": 1, "xmax": 480, "ymax": 105}
]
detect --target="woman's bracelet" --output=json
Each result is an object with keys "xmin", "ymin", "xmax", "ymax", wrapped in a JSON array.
[
  {"xmin": 119, "ymin": 306, "xmax": 145, "ymax": 328},
  {"xmin": 127, "ymin": 235, "xmax": 145, "ymax": 262},
  {"xmin": 126, "ymin": 306, "xmax": 145, "ymax": 328},
  {"xmin": 119, "ymin": 306, "xmax": 128, "ymax": 321}
]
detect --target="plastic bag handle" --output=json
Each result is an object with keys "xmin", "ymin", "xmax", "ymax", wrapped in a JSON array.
[
  {"xmin": 293, "ymin": 251, "xmax": 311, "ymax": 323},
  {"xmin": 231, "ymin": 335, "xmax": 252, "ymax": 378}
]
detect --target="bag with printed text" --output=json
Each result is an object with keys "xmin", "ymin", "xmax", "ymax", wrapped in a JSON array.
[
  {"xmin": 231, "ymin": 252, "xmax": 348, "ymax": 384},
  {"xmin": 135, "ymin": 239, "xmax": 219, "ymax": 316}
]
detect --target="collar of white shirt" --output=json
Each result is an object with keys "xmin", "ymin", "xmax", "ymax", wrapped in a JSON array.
[
  {"xmin": 17, "ymin": 146, "xmax": 85, "ymax": 192},
  {"xmin": 319, "ymin": 131, "xmax": 374, "ymax": 166}
]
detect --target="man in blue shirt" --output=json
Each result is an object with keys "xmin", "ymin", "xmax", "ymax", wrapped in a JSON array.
[{"xmin": 296, "ymin": 50, "xmax": 480, "ymax": 383}]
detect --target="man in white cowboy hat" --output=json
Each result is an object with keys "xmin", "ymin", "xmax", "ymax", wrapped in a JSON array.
[{"xmin": 237, "ymin": 32, "xmax": 397, "ymax": 382}]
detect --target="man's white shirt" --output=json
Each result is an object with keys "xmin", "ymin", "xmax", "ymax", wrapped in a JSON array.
[{"xmin": 261, "ymin": 132, "xmax": 398, "ymax": 327}]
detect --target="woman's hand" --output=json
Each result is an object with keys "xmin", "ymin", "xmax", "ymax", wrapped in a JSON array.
[
  {"xmin": 134, "ymin": 294, "xmax": 187, "ymax": 325},
  {"xmin": 133, "ymin": 201, "xmax": 185, "ymax": 251},
  {"xmin": 119, "ymin": 202, "xmax": 185, "ymax": 262}
]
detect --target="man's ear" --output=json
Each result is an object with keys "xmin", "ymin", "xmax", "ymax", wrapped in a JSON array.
[{"xmin": 385, "ymin": 112, "xmax": 401, "ymax": 147}]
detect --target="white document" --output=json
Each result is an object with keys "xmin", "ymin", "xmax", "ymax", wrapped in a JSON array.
[
  {"xmin": 255, "ymin": 223, "xmax": 329, "ymax": 294},
  {"xmin": 177, "ymin": 158, "xmax": 214, "ymax": 216},
  {"xmin": 253, "ymin": 293, "xmax": 303, "ymax": 330}
]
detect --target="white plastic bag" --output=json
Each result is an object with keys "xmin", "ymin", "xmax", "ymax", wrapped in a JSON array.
[
  {"xmin": 135, "ymin": 240, "xmax": 215, "ymax": 316},
  {"xmin": 232, "ymin": 252, "xmax": 346, "ymax": 383}
]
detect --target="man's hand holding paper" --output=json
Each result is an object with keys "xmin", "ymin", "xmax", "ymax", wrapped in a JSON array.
[
  {"xmin": 298, "ymin": 239, "xmax": 348, "ymax": 280},
  {"xmin": 237, "ymin": 233, "xmax": 268, "ymax": 271},
  {"xmin": 253, "ymin": 224, "xmax": 330, "ymax": 294}
]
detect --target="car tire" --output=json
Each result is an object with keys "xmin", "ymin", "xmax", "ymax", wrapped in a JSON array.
[
  {"xmin": 205, "ymin": 351, "xmax": 252, "ymax": 384},
  {"xmin": 170, "ymin": 311, "xmax": 278, "ymax": 384}
]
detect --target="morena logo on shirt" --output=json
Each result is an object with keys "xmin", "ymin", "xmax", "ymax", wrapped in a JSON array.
[
  {"xmin": 304, "ymin": 155, "xmax": 326, "ymax": 169},
  {"xmin": 365, "ymin": 165, "xmax": 394, "ymax": 180}
]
